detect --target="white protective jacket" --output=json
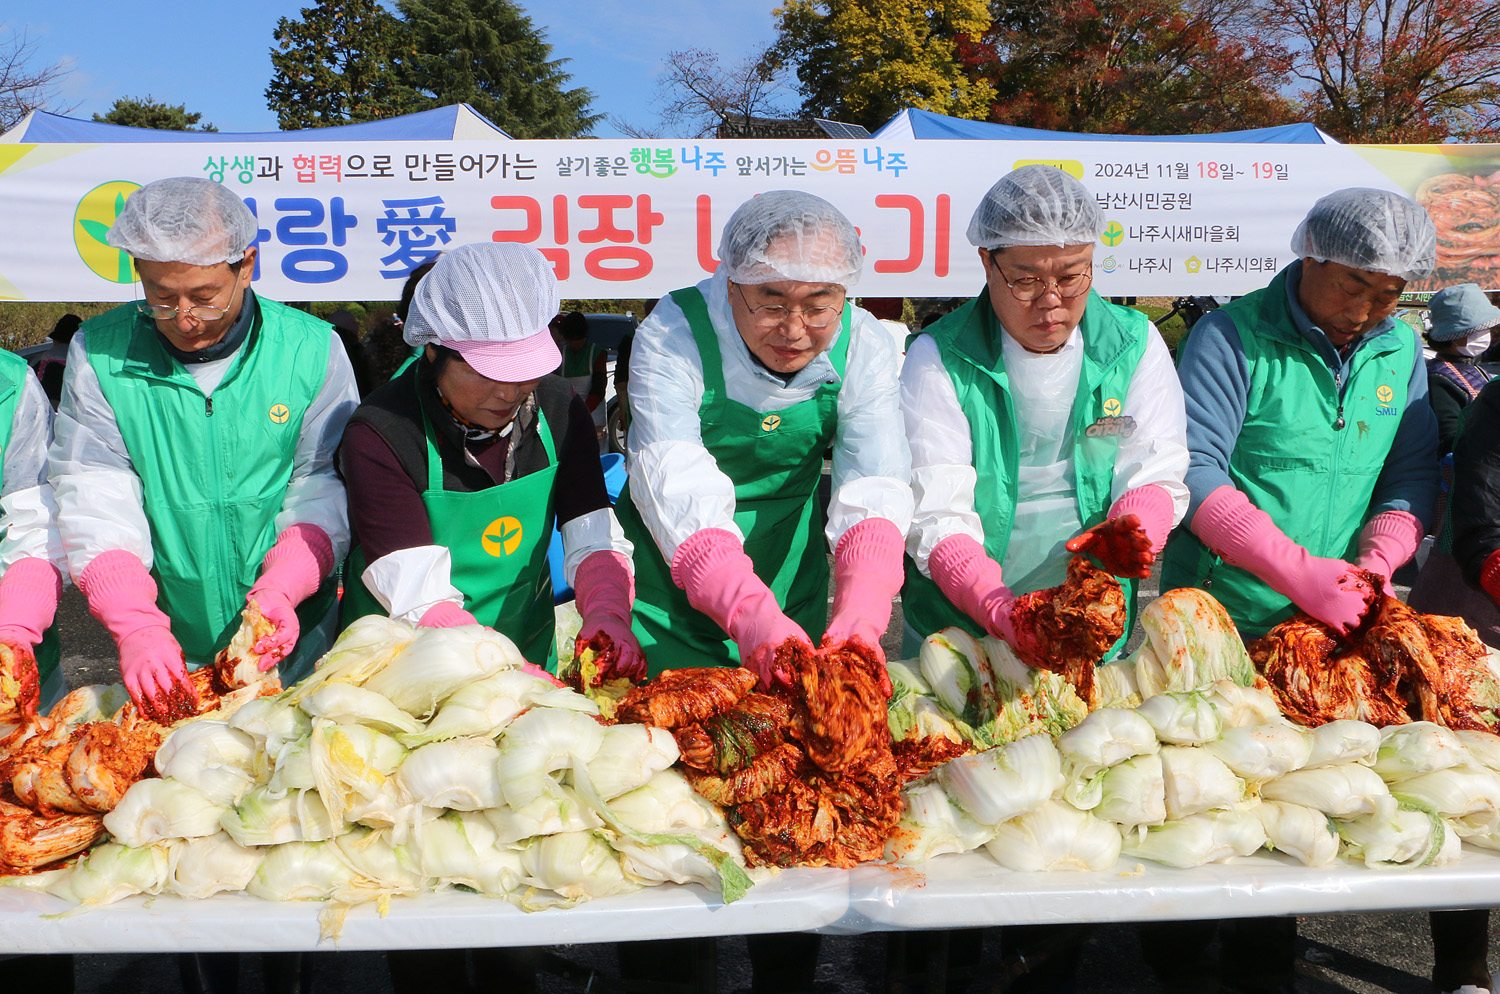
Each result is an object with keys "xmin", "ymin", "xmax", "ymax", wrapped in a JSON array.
[
  {"xmin": 901, "ymin": 316, "xmax": 1190, "ymax": 592},
  {"xmin": 627, "ymin": 272, "xmax": 914, "ymax": 563},
  {"xmin": 3, "ymin": 372, "xmax": 65, "ymax": 573},
  {"xmin": 49, "ymin": 329, "xmax": 359, "ymax": 581}
]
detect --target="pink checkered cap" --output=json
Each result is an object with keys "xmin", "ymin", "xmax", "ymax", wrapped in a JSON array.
[{"xmin": 446, "ymin": 328, "xmax": 562, "ymax": 383}]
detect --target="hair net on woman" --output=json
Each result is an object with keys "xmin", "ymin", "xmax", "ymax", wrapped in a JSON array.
[
  {"xmin": 967, "ymin": 164, "xmax": 1105, "ymax": 249},
  {"xmin": 1289, "ymin": 188, "xmax": 1437, "ymax": 281},
  {"xmin": 106, "ymin": 176, "xmax": 260, "ymax": 266},
  {"xmin": 402, "ymin": 242, "xmax": 562, "ymax": 382},
  {"xmin": 718, "ymin": 190, "xmax": 863, "ymax": 286}
]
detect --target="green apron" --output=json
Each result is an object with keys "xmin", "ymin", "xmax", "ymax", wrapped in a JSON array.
[
  {"xmin": 901, "ymin": 290, "xmax": 1147, "ymax": 649},
  {"xmin": 618, "ymin": 286, "xmax": 849, "ymax": 677},
  {"xmin": 0, "ymin": 350, "xmax": 61, "ymax": 705},
  {"xmin": 341, "ymin": 382, "xmax": 559, "ymax": 668},
  {"xmin": 82, "ymin": 298, "xmax": 336, "ymax": 682},
  {"xmin": 1160, "ymin": 264, "xmax": 1416, "ymax": 637}
]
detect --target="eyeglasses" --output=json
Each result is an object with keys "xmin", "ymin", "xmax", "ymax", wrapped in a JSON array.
[
  {"xmin": 732, "ymin": 283, "xmax": 845, "ymax": 330},
  {"xmin": 988, "ymin": 255, "xmax": 1093, "ymax": 301},
  {"xmin": 136, "ymin": 287, "xmax": 240, "ymax": 323}
]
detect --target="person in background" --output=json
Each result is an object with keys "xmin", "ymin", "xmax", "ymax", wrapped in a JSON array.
[
  {"xmin": 51, "ymin": 176, "xmax": 359, "ymax": 720},
  {"xmin": 327, "ymin": 309, "xmax": 376, "ymax": 398},
  {"xmin": 338, "ymin": 242, "xmax": 640, "ymax": 675},
  {"xmin": 364, "ymin": 259, "xmax": 438, "ymax": 386},
  {"xmin": 36, "ymin": 313, "xmax": 80, "ymax": 408},
  {"xmin": 1425, "ymin": 283, "xmax": 1500, "ymax": 456},
  {"xmin": 860, "ymin": 296, "xmax": 910, "ymax": 356},
  {"xmin": 555, "ymin": 310, "xmax": 607, "ymax": 417},
  {"xmin": 1158, "ymin": 188, "xmax": 1440, "ymax": 994}
]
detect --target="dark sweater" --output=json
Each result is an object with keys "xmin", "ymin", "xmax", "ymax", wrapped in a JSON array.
[{"xmin": 339, "ymin": 357, "xmax": 608, "ymax": 564}]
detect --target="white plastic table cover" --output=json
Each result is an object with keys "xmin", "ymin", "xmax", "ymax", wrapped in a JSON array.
[
  {"xmin": 8, "ymin": 849, "xmax": 1500, "ymax": 953},
  {"xmin": 0, "ymin": 867, "xmax": 849, "ymax": 954},
  {"xmin": 838, "ymin": 847, "xmax": 1500, "ymax": 932}
]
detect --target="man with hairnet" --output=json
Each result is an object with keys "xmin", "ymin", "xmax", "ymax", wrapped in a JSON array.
[
  {"xmin": 899, "ymin": 164, "xmax": 1187, "ymax": 992},
  {"xmin": 901, "ymin": 164, "xmax": 1188, "ymax": 658},
  {"xmin": 618, "ymin": 189, "xmax": 910, "ymax": 993},
  {"xmin": 1152, "ymin": 190, "xmax": 1441, "ymax": 993},
  {"xmin": 50, "ymin": 177, "xmax": 359, "ymax": 723},
  {"xmin": 620, "ymin": 189, "xmax": 912, "ymax": 686},
  {"xmin": 1162, "ymin": 188, "xmax": 1440, "ymax": 636}
]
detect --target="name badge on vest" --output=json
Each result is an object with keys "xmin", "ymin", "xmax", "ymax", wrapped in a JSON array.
[{"xmin": 1087, "ymin": 398, "xmax": 1136, "ymax": 438}]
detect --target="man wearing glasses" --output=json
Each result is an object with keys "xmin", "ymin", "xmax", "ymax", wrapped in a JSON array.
[
  {"xmin": 1151, "ymin": 195, "xmax": 1441, "ymax": 994},
  {"xmin": 900, "ymin": 165, "xmax": 1188, "ymax": 669},
  {"xmin": 617, "ymin": 189, "xmax": 912, "ymax": 688},
  {"xmin": 50, "ymin": 177, "xmax": 358, "ymax": 723}
]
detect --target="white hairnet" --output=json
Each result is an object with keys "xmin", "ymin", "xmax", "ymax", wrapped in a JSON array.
[
  {"xmin": 403, "ymin": 242, "xmax": 559, "ymax": 347},
  {"xmin": 107, "ymin": 177, "xmax": 259, "ymax": 266},
  {"xmin": 718, "ymin": 190, "xmax": 862, "ymax": 286},
  {"xmin": 967, "ymin": 165, "xmax": 1105, "ymax": 249},
  {"xmin": 1289, "ymin": 188, "xmax": 1437, "ymax": 280}
]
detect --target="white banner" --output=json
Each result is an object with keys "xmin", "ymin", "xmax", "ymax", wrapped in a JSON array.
[{"xmin": 0, "ymin": 139, "xmax": 1494, "ymax": 301}]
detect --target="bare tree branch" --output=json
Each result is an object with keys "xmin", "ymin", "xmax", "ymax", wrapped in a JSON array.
[
  {"xmin": 0, "ymin": 27, "xmax": 75, "ymax": 132},
  {"xmin": 653, "ymin": 46, "xmax": 789, "ymax": 138}
]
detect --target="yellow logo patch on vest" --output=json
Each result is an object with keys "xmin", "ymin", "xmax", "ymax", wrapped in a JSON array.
[
  {"xmin": 482, "ymin": 516, "xmax": 525, "ymax": 557},
  {"xmin": 760, "ymin": 414, "xmax": 781, "ymax": 433},
  {"xmin": 1102, "ymin": 398, "xmax": 1123, "ymax": 417},
  {"xmin": 1375, "ymin": 384, "xmax": 1397, "ymax": 416},
  {"xmin": 268, "ymin": 404, "xmax": 290, "ymax": 424}
]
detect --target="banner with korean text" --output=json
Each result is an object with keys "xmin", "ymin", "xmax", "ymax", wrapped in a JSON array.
[{"xmin": 0, "ymin": 139, "xmax": 1494, "ymax": 301}]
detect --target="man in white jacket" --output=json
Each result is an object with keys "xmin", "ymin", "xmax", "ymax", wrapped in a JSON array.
[
  {"xmin": 50, "ymin": 177, "xmax": 358, "ymax": 722},
  {"xmin": 619, "ymin": 189, "xmax": 913, "ymax": 688}
]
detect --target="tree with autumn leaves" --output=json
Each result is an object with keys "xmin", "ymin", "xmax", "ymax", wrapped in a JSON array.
[{"xmin": 766, "ymin": 0, "xmax": 1500, "ymax": 142}]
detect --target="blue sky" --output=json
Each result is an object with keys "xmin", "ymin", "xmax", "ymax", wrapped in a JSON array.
[{"xmin": 12, "ymin": 1, "xmax": 783, "ymax": 137}]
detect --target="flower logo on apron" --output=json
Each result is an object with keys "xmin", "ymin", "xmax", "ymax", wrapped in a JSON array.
[
  {"xmin": 760, "ymin": 414, "xmax": 781, "ymax": 433},
  {"xmin": 482, "ymin": 516, "xmax": 525, "ymax": 557},
  {"xmin": 268, "ymin": 404, "xmax": 290, "ymax": 424},
  {"xmin": 1102, "ymin": 398, "xmax": 1123, "ymax": 417}
]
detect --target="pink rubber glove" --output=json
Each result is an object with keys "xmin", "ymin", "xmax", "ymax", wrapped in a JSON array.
[
  {"xmin": 672, "ymin": 528, "xmax": 812, "ymax": 690},
  {"xmin": 1067, "ymin": 485, "xmax": 1176, "ymax": 578},
  {"xmin": 574, "ymin": 550, "xmax": 646, "ymax": 683},
  {"xmin": 77, "ymin": 550, "xmax": 197, "ymax": 724},
  {"xmin": 1354, "ymin": 510, "xmax": 1424, "ymax": 595},
  {"xmin": 1481, "ymin": 549, "xmax": 1500, "ymax": 607},
  {"xmin": 927, "ymin": 533, "xmax": 1021, "ymax": 646},
  {"xmin": 822, "ymin": 518, "xmax": 905, "ymax": 694},
  {"xmin": 1192, "ymin": 485, "xmax": 1377, "ymax": 634},
  {"xmin": 246, "ymin": 524, "xmax": 335, "ymax": 670},
  {"xmin": 0, "ymin": 557, "xmax": 63, "ymax": 649},
  {"xmin": 417, "ymin": 601, "xmax": 479, "ymax": 628}
]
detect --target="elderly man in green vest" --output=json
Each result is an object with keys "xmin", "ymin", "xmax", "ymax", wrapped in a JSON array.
[
  {"xmin": 1151, "ymin": 189, "xmax": 1440, "ymax": 994},
  {"xmin": 899, "ymin": 164, "xmax": 1189, "ymax": 993},
  {"xmin": 50, "ymin": 177, "xmax": 359, "ymax": 723}
]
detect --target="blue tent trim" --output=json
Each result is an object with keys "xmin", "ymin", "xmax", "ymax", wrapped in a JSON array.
[
  {"xmin": 0, "ymin": 103, "xmax": 512, "ymax": 143},
  {"xmin": 872, "ymin": 108, "xmax": 1337, "ymax": 144}
]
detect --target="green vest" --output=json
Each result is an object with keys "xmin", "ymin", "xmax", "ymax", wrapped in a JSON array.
[
  {"xmin": 618, "ymin": 286, "xmax": 848, "ymax": 676},
  {"xmin": 0, "ymin": 351, "xmax": 61, "ymax": 696},
  {"xmin": 83, "ymin": 297, "xmax": 336, "ymax": 667},
  {"xmin": 903, "ymin": 289, "xmax": 1147, "ymax": 642},
  {"xmin": 1160, "ymin": 265, "xmax": 1417, "ymax": 637},
  {"xmin": 560, "ymin": 341, "xmax": 596, "ymax": 379}
]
